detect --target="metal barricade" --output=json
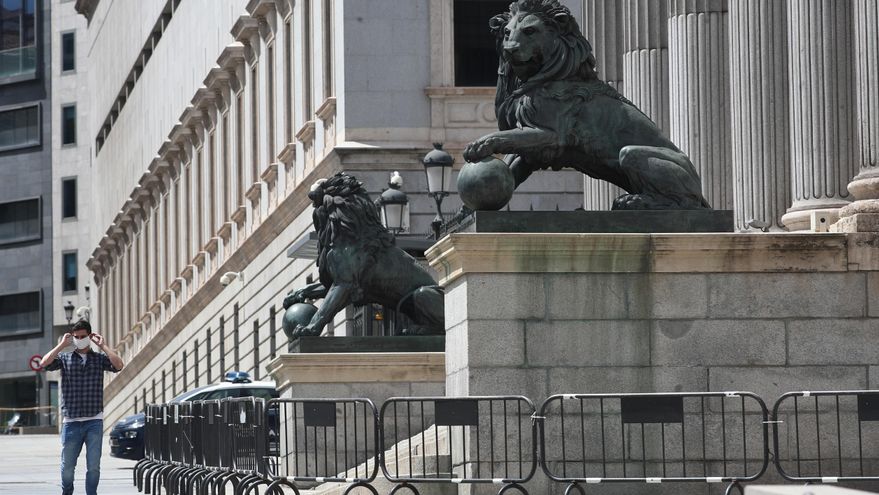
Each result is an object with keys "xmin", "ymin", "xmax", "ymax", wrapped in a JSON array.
[
  {"xmin": 538, "ymin": 392, "xmax": 769, "ymax": 495},
  {"xmin": 224, "ymin": 397, "xmax": 272, "ymax": 494},
  {"xmin": 380, "ymin": 396, "xmax": 537, "ymax": 495},
  {"xmin": 266, "ymin": 398, "xmax": 380, "ymax": 494},
  {"xmin": 772, "ymin": 390, "xmax": 879, "ymax": 483}
]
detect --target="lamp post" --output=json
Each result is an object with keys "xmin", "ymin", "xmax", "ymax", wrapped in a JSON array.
[
  {"xmin": 63, "ymin": 300, "xmax": 75, "ymax": 326},
  {"xmin": 422, "ymin": 143, "xmax": 454, "ymax": 239},
  {"xmin": 377, "ymin": 171, "xmax": 410, "ymax": 235}
]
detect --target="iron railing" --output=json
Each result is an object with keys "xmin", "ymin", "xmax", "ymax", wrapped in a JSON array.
[
  {"xmin": 379, "ymin": 396, "xmax": 537, "ymax": 494},
  {"xmin": 132, "ymin": 390, "xmax": 879, "ymax": 495},
  {"xmin": 773, "ymin": 390, "xmax": 879, "ymax": 483},
  {"xmin": 539, "ymin": 392, "xmax": 769, "ymax": 495},
  {"xmin": 266, "ymin": 398, "xmax": 379, "ymax": 494}
]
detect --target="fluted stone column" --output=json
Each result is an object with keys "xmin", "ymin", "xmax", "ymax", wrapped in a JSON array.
[
  {"xmin": 835, "ymin": 0, "xmax": 879, "ymax": 232},
  {"xmin": 782, "ymin": 0, "xmax": 857, "ymax": 231},
  {"xmin": 668, "ymin": 0, "xmax": 732, "ymax": 211},
  {"xmin": 728, "ymin": 0, "xmax": 791, "ymax": 231},
  {"xmin": 582, "ymin": 0, "xmax": 625, "ymax": 209},
  {"xmin": 622, "ymin": 0, "xmax": 670, "ymax": 134}
]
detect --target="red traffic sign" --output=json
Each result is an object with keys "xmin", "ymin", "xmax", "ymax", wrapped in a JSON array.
[{"xmin": 29, "ymin": 355, "xmax": 42, "ymax": 372}]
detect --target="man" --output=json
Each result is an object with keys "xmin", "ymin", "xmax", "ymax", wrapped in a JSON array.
[{"xmin": 40, "ymin": 320, "xmax": 124, "ymax": 495}]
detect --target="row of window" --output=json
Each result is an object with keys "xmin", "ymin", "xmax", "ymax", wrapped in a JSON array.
[
  {"xmin": 0, "ymin": 0, "xmax": 37, "ymax": 82},
  {"xmin": 0, "ymin": 102, "xmax": 76, "ymax": 151},
  {"xmin": 0, "ymin": 271, "xmax": 78, "ymax": 338},
  {"xmin": 0, "ymin": 178, "xmax": 75, "ymax": 243}
]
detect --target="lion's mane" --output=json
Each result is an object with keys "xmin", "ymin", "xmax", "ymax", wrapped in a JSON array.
[
  {"xmin": 309, "ymin": 173, "xmax": 395, "ymax": 288},
  {"xmin": 491, "ymin": 0, "xmax": 636, "ymax": 136}
]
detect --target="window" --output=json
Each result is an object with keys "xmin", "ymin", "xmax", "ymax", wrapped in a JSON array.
[
  {"xmin": 61, "ymin": 177, "xmax": 76, "ymax": 219},
  {"xmin": 61, "ymin": 105, "xmax": 76, "ymax": 145},
  {"xmin": 302, "ymin": 0, "xmax": 312, "ymax": 118},
  {"xmin": 0, "ymin": 104, "xmax": 39, "ymax": 151},
  {"xmin": 0, "ymin": 0, "xmax": 37, "ymax": 82},
  {"xmin": 250, "ymin": 65, "xmax": 259, "ymax": 180},
  {"xmin": 453, "ymin": 0, "xmax": 508, "ymax": 86},
  {"xmin": 61, "ymin": 31, "xmax": 74, "ymax": 72},
  {"xmin": 0, "ymin": 197, "xmax": 39, "ymax": 244},
  {"xmin": 62, "ymin": 251, "xmax": 77, "ymax": 292},
  {"xmin": 322, "ymin": 0, "xmax": 333, "ymax": 98},
  {"xmin": 0, "ymin": 291, "xmax": 41, "ymax": 337}
]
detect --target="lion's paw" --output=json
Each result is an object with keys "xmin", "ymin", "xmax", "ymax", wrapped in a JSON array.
[{"xmin": 463, "ymin": 138, "xmax": 494, "ymax": 163}]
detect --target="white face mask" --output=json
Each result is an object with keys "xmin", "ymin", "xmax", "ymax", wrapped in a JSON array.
[{"xmin": 73, "ymin": 337, "xmax": 91, "ymax": 350}]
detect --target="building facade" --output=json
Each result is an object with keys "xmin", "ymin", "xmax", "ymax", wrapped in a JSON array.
[
  {"xmin": 0, "ymin": 0, "xmax": 55, "ymax": 426},
  {"xmin": 75, "ymin": 0, "xmax": 877, "ymax": 430}
]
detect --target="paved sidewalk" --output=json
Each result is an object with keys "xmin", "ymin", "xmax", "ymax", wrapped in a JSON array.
[{"xmin": 0, "ymin": 434, "xmax": 139, "ymax": 494}]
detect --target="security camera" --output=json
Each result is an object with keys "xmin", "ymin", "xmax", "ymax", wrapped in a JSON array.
[{"xmin": 220, "ymin": 271, "xmax": 244, "ymax": 287}]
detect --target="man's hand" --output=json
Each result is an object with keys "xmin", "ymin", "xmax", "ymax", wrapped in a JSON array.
[
  {"xmin": 90, "ymin": 333, "xmax": 106, "ymax": 350},
  {"xmin": 91, "ymin": 332, "xmax": 124, "ymax": 371},
  {"xmin": 42, "ymin": 333, "xmax": 72, "ymax": 368}
]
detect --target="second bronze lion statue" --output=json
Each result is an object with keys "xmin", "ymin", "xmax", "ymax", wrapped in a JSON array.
[
  {"xmin": 282, "ymin": 173, "xmax": 444, "ymax": 337},
  {"xmin": 463, "ymin": 0, "xmax": 710, "ymax": 210}
]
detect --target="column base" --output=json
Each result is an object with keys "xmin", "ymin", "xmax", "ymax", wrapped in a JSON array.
[
  {"xmin": 848, "ymin": 173, "xmax": 879, "ymax": 201},
  {"xmin": 831, "ymin": 200, "xmax": 879, "ymax": 232},
  {"xmin": 782, "ymin": 206, "xmax": 845, "ymax": 232}
]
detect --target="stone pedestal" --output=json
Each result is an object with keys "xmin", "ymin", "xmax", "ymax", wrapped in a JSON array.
[
  {"xmin": 426, "ymin": 231, "xmax": 879, "ymax": 493},
  {"xmin": 267, "ymin": 351, "xmax": 444, "ymax": 401},
  {"xmin": 456, "ymin": 210, "xmax": 733, "ymax": 233},
  {"xmin": 728, "ymin": 0, "xmax": 791, "ymax": 231},
  {"xmin": 669, "ymin": 0, "xmax": 733, "ymax": 211},
  {"xmin": 782, "ymin": 0, "xmax": 858, "ymax": 231}
]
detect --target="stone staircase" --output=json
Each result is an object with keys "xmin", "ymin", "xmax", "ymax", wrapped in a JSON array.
[{"xmin": 299, "ymin": 424, "xmax": 457, "ymax": 495}]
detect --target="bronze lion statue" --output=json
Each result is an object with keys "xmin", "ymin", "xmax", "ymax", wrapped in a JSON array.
[
  {"xmin": 282, "ymin": 173, "xmax": 444, "ymax": 337},
  {"xmin": 462, "ymin": 0, "xmax": 710, "ymax": 210}
]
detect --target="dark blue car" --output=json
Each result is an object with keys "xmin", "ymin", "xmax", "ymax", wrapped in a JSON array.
[{"xmin": 109, "ymin": 371, "xmax": 278, "ymax": 460}]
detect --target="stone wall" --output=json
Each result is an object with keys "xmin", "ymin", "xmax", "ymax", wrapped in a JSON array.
[{"xmin": 427, "ymin": 231, "xmax": 879, "ymax": 494}]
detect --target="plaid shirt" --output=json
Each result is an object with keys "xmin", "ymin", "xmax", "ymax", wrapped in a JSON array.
[{"xmin": 44, "ymin": 350, "xmax": 119, "ymax": 419}]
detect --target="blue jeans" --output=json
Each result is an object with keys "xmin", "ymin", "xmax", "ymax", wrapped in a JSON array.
[{"xmin": 60, "ymin": 419, "xmax": 103, "ymax": 495}]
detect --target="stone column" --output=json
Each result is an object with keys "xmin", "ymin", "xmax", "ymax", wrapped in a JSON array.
[
  {"xmin": 782, "ymin": 0, "xmax": 857, "ymax": 231},
  {"xmin": 582, "ymin": 0, "xmax": 625, "ymax": 210},
  {"xmin": 835, "ymin": 0, "xmax": 879, "ymax": 232},
  {"xmin": 622, "ymin": 0, "xmax": 670, "ymax": 134},
  {"xmin": 728, "ymin": 0, "xmax": 791, "ymax": 231},
  {"xmin": 668, "ymin": 0, "xmax": 732, "ymax": 210}
]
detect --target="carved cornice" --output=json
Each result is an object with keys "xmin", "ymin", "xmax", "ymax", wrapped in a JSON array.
[
  {"xmin": 315, "ymin": 97, "xmax": 337, "ymax": 121},
  {"xmin": 231, "ymin": 16, "xmax": 261, "ymax": 65},
  {"xmin": 218, "ymin": 222, "xmax": 234, "ymax": 241},
  {"xmin": 192, "ymin": 251, "xmax": 208, "ymax": 269},
  {"xmin": 247, "ymin": 0, "xmax": 278, "ymax": 41},
  {"xmin": 295, "ymin": 120, "xmax": 316, "ymax": 143},
  {"xmin": 204, "ymin": 237, "xmax": 220, "ymax": 256},
  {"xmin": 278, "ymin": 142, "xmax": 296, "ymax": 165},
  {"xmin": 245, "ymin": 182, "xmax": 263, "ymax": 202},
  {"xmin": 74, "ymin": 0, "xmax": 100, "ymax": 21},
  {"xmin": 218, "ymin": 43, "xmax": 247, "ymax": 94},
  {"xmin": 192, "ymin": 87, "xmax": 218, "ymax": 132},
  {"xmin": 231, "ymin": 205, "xmax": 247, "ymax": 225},
  {"xmin": 275, "ymin": 0, "xmax": 292, "ymax": 20},
  {"xmin": 204, "ymin": 68, "xmax": 232, "ymax": 113},
  {"xmin": 260, "ymin": 163, "xmax": 279, "ymax": 185}
]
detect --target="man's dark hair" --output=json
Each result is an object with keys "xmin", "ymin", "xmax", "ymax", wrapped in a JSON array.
[{"xmin": 71, "ymin": 319, "xmax": 92, "ymax": 333}]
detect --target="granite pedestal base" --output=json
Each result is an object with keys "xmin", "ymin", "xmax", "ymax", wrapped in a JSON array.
[
  {"xmin": 454, "ymin": 210, "xmax": 734, "ymax": 234},
  {"xmin": 425, "ymin": 231, "xmax": 879, "ymax": 495}
]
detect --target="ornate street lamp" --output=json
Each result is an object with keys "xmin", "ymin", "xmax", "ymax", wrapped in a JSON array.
[
  {"xmin": 377, "ymin": 171, "xmax": 409, "ymax": 235},
  {"xmin": 422, "ymin": 143, "xmax": 454, "ymax": 239},
  {"xmin": 63, "ymin": 300, "xmax": 75, "ymax": 326}
]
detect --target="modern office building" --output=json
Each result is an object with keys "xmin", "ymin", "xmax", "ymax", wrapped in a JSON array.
[
  {"xmin": 74, "ymin": 0, "xmax": 878, "ymax": 430},
  {"xmin": 0, "ymin": 0, "xmax": 55, "ymax": 426}
]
